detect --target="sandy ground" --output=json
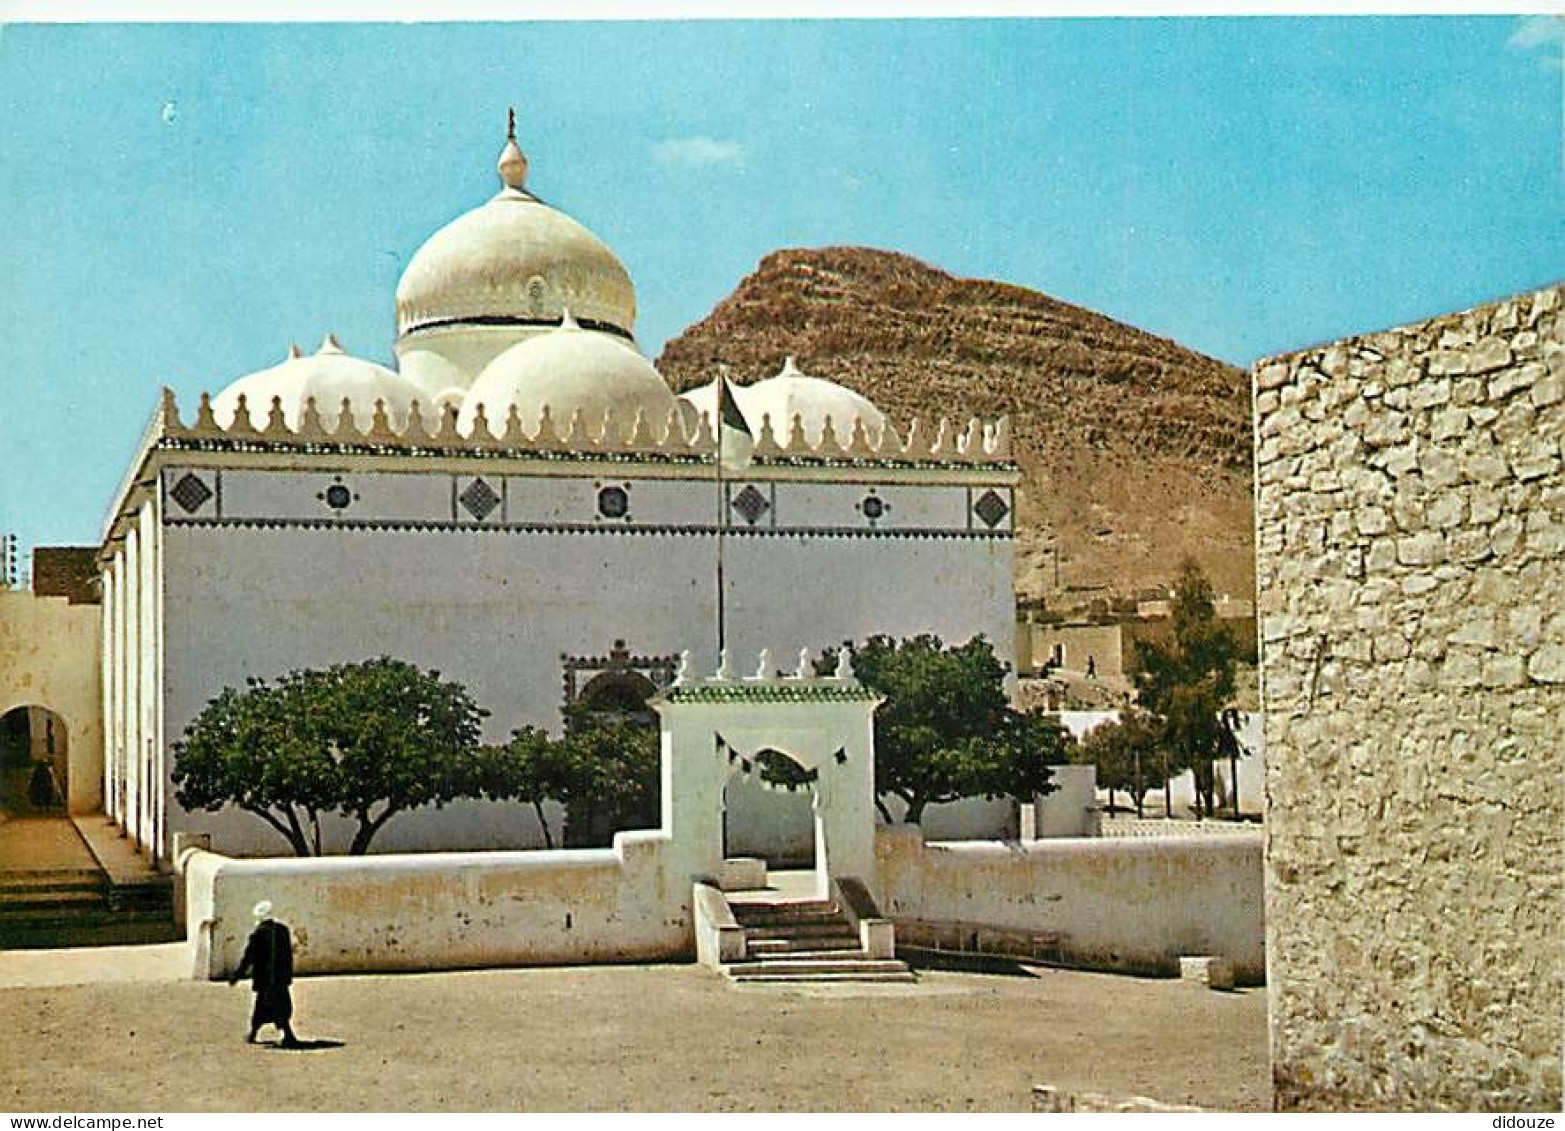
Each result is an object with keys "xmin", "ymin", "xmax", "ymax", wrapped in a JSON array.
[{"xmin": 0, "ymin": 961, "xmax": 1268, "ymax": 1112}]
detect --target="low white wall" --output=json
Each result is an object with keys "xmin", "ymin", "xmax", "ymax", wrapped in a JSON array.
[
  {"xmin": 875, "ymin": 824, "xmax": 1265, "ymax": 981},
  {"xmin": 180, "ymin": 830, "xmax": 689, "ymax": 978},
  {"xmin": 1028, "ymin": 764, "xmax": 1099, "ymax": 838}
]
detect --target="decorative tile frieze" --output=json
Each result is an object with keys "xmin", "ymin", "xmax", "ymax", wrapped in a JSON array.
[
  {"xmin": 459, "ymin": 476, "xmax": 500, "ymax": 521},
  {"xmin": 731, "ymin": 484, "xmax": 770, "ymax": 526},
  {"xmin": 169, "ymin": 472, "xmax": 213, "ymax": 514},
  {"xmin": 973, "ymin": 488, "xmax": 1011, "ymax": 529}
]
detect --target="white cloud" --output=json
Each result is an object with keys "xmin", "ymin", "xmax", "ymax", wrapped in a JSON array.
[
  {"xmin": 1509, "ymin": 15, "xmax": 1565, "ymax": 52},
  {"xmin": 651, "ymin": 136, "xmax": 745, "ymax": 169}
]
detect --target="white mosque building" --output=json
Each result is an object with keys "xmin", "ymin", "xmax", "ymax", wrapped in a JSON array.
[{"xmin": 94, "ymin": 117, "xmax": 1020, "ymax": 864}]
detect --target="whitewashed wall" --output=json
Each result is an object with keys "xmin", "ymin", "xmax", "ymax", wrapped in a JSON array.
[
  {"xmin": 875, "ymin": 824, "xmax": 1265, "ymax": 981},
  {"xmin": 183, "ymin": 831, "xmax": 686, "ymax": 976},
  {"xmin": 0, "ymin": 591, "xmax": 102, "ymax": 814},
  {"xmin": 153, "ymin": 463, "xmax": 1013, "ymax": 859}
]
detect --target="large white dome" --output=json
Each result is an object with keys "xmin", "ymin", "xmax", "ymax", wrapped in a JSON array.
[
  {"xmin": 680, "ymin": 357, "xmax": 889, "ymax": 447},
  {"xmin": 459, "ymin": 316, "xmax": 680, "ymax": 440},
  {"xmin": 395, "ymin": 124, "xmax": 636, "ymax": 342},
  {"xmin": 212, "ymin": 336, "xmax": 425, "ymax": 432}
]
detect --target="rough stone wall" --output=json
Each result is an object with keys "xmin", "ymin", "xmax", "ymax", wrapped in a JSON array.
[{"xmin": 1255, "ymin": 283, "xmax": 1563, "ymax": 1111}]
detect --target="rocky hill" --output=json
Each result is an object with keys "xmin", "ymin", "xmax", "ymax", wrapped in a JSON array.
[{"xmin": 656, "ymin": 247, "xmax": 1255, "ymax": 606}]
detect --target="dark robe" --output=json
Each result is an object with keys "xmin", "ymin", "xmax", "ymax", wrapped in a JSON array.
[{"xmin": 236, "ymin": 919, "xmax": 294, "ymax": 1027}]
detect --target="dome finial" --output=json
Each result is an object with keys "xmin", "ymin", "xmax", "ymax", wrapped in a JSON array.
[{"xmin": 498, "ymin": 107, "xmax": 529, "ymax": 190}]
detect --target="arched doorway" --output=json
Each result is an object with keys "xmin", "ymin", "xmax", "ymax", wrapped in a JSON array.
[
  {"xmin": 575, "ymin": 669, "xmax": 660, "ymax": 726},
  {"xmin": 722, "ymin": 747, "xmax": 818, "ymax": 870},
  {"xmin": 0, "ymin": 706, "xmax": 68, "ymax": 816},
  {"xmin": 561, "ymin": 669, "xmax": 662, "ymax": 848}
]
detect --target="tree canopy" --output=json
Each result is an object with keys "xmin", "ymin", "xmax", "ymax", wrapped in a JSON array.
[
  {"xmin": 824, "ymin": 634, "xmax": 1069, "ymax": 823},
  {"xmin": 478, "ymin": 701, "xmax": 660, "ymax": 849},
  {"xmin": 1129, "ymin": 559, "xmax": 1241, "ymax": 817},
  {"xmin": 173, "ymin": 657, "xmax": 487, "ymax": 855},
  {"xmin": 1074, "ymin": 710, "xmax": 1162, "ymax": 817}
]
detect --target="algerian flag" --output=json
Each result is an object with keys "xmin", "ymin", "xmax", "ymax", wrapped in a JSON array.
[{"xmin": 715, "ymin": 372, "xmax": 754, "ymax": 472}]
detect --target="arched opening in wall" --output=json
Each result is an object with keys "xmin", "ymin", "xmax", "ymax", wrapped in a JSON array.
[
  {"xmin": 574, "ymin": 670, "xmax": 659, "ymax": 728},
  {"xmin": 722, "ymin": 747, "xmax": 818, "ymax": 871},
  {"xmin": 0, "ymin": 706, "xmax": 68, "ymax": 816},
  {"xmin": 560, "ymin": 670, "xmax": 661, "ymax": 849}
]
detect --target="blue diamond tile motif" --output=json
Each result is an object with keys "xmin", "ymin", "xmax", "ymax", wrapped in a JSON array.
[
  {"xmin": 170, "ymin": 473, "xmax": 212, "ymax": 514},
  {"xmin": 731, "ymin": 485, "xmax": 769, "ymax": 526},
  {"xmin": 460, "ymin": 477, "xmax": 500, "ymax": 521},
  {"xmin": 974, "ymin": 489, "xmax": 1010, "ymax": 529}
]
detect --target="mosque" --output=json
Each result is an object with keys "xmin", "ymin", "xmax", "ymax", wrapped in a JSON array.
[{"xmin": 84, "ymin": 116, "xmax": 1021, "ymax": 864}]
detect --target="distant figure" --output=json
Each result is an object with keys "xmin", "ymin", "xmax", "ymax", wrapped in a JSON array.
[
  {"xmin": 1086, "ymin": 655, "xmax": 1097, "ymax": 680},
  {"xmin": 27, "ymin": 761, "xmax": 56, "ymax": 810},
  {"xmin": 230, "ymin": 900, "xmax": 299, "ymax": 1047}
]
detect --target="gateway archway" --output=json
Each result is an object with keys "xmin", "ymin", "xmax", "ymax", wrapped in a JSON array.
[
  {"xmin": 721, "ymin": 747, "xmax": 818, "ymax": 871},
  {"xmin": 652, "ymin": 650, "xmax": 882, "ymax": 900},
  {"xmin": 0, "ymin": 705, "xmax": 68, "ymax": 815}
]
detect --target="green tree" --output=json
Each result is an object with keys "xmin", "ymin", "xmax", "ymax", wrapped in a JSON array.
[
  {"xmin": 173, "ymin": 658, "xmax": 488, "ymax": 856},
  {"xmin": 476, "ymin": 726, "xmax": 572, "ymax": 850},
  {"xmin": 823, "ymin": 634, "xmax": 1068, "ymax": 824},
  {"xmin": 1130, "ymin": 560, "xmax": 1239, "ymax": 818},
  {"xmin": 1075, "ymin": 710, "xmax": 1162, "ymax": 818},
  {"xmin": 558, "ymin": 708, "xmax": 661, "ymax": 847}
]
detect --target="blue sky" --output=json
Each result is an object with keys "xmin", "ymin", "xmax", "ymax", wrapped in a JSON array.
[{"xmin": 0, "ymin": 17, "xmax": 1560, "ymax": 559}]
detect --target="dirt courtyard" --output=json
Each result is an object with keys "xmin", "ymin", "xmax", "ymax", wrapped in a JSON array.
[{"xmin": 0, "ymin": 960, "xmax": 1267, "ymax": 1111}]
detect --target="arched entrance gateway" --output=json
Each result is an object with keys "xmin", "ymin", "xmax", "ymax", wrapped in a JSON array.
[
  {"xmin": 653, "ymin": 649, "xmax": 881, "ymax": 900},
  {"xmin": 721, "ymin": 748, "xmax": 818, "ymax": 870},
  {"xmin": 0, "ymin": 706, "xmax": 69, "ymax": 816}
]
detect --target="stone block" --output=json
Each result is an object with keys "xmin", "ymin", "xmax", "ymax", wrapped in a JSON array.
[
  {"xmin": 1366, "ymin": 537, "xmax": 1399, "ymax": 573},
  {"xmin": 1471, "ymin": 337, "xmax": 1515, "ymax": 374},
  {"xmin": 1531, "ymin": 371, "xmax": 1562, "ymax": 408},
  {"xmin": 1179, "ymin": 954, "xmax": 1235, "ymax": 990},
  {"xmin": 1481, "ymin": 654, "xmax": 1526, "ymax": 689},
  {"xmin": 1527, "ymin": 644, "xmax": 1565, "ymax": 683},
  {"xmin": 1425, "ymin": 494, "xmax": 1465, "ymax": 529},
  {"xmin": 1257, "ymin": 362, "xmax": 1291, "ymax": 390},
  {"xmin": 1418, "ymin": 447, "xmax": 1462, "ymax": 488},
  {"xmin": 718, "ymin": 856, "xmax": 768, "ymax": 892},
  {"xmin": 1397, "ymin": 532, "xmax": 1444, "ymax": 566},
  {"xmin": 1408, "ymin": 378, "xmax": 1451, "ymax": 409},
  {"xmin": 1449, "ymin": 612, "xmax": 1497, "ymax": 649},
  {"xmin": 1490, "ymin": 362, "xmax": 1544, "ymax": 400}
]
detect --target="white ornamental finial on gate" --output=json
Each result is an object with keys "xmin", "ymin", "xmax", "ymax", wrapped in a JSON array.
[
  {"xmin": 794, "ymin": 648, "xmax": 811, "ymax": 679},
  {"xmin": 833, "ymin": 649, "xmax": 853, "ymax": 681},
  {"xmin": 714, "ymin": 648, "xmax": 732, "ymax": 681},
  {"xmin": 673, "ymin": 650, "xmax": 692, "ymax": 687},
  {"xmin": 754, "ymin": 648, "xmax": 773, "ymax": 680}
]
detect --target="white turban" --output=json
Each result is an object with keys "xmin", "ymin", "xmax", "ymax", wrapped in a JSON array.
[{"xmin": 253, "ymin": 901, "xmax": 274, "ymax": 921}]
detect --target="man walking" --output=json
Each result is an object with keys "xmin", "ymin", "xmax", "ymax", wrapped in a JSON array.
[{"xmin": 230, "ymin": 900, "xmax": 300, "ymax": 1047}]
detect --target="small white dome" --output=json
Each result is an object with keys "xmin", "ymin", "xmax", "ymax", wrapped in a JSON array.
[
  {"xmin": 459, "ymin": 317, "xmax": 679, "ymax": 439},
  {"xmin": 212, "ymin": 336, "xmax": 424, "ymax": 432},
  {"xmin": 679, "ymin": 357, "xmax": 888, "ymax": 446}
]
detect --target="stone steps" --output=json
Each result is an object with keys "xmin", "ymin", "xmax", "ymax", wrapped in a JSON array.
[
  {"xmin": 0, "ymin": 867, "xmax": 176, "ymax": 950},
  {"xmin": 723, "ymin": 897, "xmax": 914, "ymax": 985},
  {"xmin": 727, "ymin": 969, "xmax": 919, "ymax": 985},
  {"xmin": 746, "ymin": 937, "xmax": 861, "ymax": 955}
]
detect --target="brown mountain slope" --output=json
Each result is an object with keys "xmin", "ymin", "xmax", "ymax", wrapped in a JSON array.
[{"xmin": 656, "ymin": 247, "xmax": 1255, "ymax": 606}]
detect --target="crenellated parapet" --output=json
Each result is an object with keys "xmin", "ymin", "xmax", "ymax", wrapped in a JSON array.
[
  {"xmin": 658, "ymin": 647, "xmax": 882, "ymax": 704},
  {"xmin": 147, "ymin": 388, "xmax": 1014, "ymax": 467}
]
